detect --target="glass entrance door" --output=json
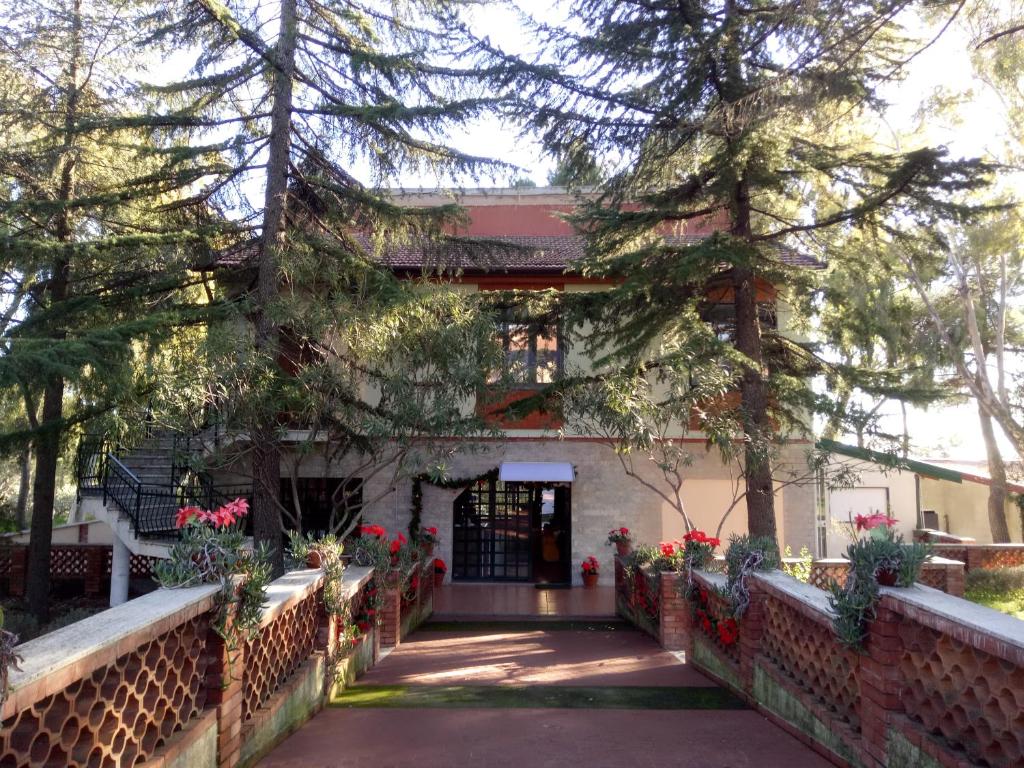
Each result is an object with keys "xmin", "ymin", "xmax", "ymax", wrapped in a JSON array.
[
  {"xmin": 453, "ymin": 478, "xmax": 533, "ymax": 581},
  {"xmin": 452, "ymin": 478, "xmax": 571, "ymax": 582}
]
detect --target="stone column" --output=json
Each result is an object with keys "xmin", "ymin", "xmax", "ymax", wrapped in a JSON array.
[{"xmin": 109, "ymin": 535, "xmax": 130, "ymax": 606}]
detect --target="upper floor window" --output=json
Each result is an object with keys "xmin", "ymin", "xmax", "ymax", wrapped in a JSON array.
[
  {"xmin": 701, "ymin": 302, "xmax": 777, "ymax": 342},
  {"xmin": 497, "ymin": 312, "xmax": 562, "ymax": 386}
]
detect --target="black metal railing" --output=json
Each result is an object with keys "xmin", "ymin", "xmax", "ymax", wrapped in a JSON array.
[{"xmin": 77, "ymin": 432, "xmax": 252, "ymax": 540}]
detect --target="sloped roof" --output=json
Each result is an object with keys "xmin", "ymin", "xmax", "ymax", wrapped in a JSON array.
[{"xmin": 207, "ymin": 233, "xmax": 824, "ymax": 274}]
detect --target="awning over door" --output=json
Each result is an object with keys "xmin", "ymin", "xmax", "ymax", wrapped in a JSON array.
[{"xmin": 498, "ymin": 462, "xmax": 575, "ymax": 483}]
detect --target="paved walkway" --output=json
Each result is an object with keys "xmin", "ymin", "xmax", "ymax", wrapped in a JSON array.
[
  {"xmin": 433, "ymin": 584, "xmax": 616, "ymax": 620},
  {"xmin": 258, "ymin": 622, "xmax": 833, "ymax": 768}
]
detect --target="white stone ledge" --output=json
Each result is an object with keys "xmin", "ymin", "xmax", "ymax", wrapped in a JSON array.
[
  {"xmin": 755, "ymin": 569, "xmax": 837, "ymax": 619},
  {"xmin": 3, "ymin": 583, "xmax": 220, "ymax": 720},
  {"xmin": 881, "ymin": 584, "xmax": 1024, "ymax": 655}
]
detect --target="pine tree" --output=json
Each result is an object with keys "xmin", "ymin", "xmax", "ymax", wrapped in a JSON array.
[
  {"xmin": 0, "ymin": 0, "xmax": 219, "ymax": 620},
  {"xmin": 142, "ymin": 0, "xmax": 504, "ymax": 572},
  {"xmin": 481, "ymin": 0, "xmax": 992, "ymax": 542}
]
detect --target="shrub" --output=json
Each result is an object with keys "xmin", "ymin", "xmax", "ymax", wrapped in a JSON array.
[
  {"xmin": 782, "ymin": 545, "xmax": 813, "ymax": 583},
  {"xmin": 828, "ymin": 532, "xmax": 930, "ymax": 650}
]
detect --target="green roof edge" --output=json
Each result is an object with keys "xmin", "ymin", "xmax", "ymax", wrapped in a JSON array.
[{"xmin": 815, "ymin": 439, "xmax": 964, "ymax": 484}]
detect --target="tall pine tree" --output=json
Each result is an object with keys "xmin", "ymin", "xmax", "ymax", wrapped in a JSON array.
[
  {"xmin": 0, "ymin": 0, "xmax": 219, "ymax": 620},
  {"xmin": 143, "ymin": 0, "xmax": 506, "ymax": 572},
  {"xmin": 480, "ymin": 0, "xmax": 992, "ymax": 542}
]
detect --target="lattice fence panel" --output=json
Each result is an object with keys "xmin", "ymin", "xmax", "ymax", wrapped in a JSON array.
[
  {"xmin": 898, "ymin": 622, "xmax": 1024, "ymax": 767},
  {"xmin": 808, "ymin": 562, "xmax": 848, "ymax": 591},
  {"xmin": 242, "ymin": 588, "xmax": 321, "ymax": 722},
  {"xmin": 0, "ymin": 614, "xmax": 210, "ymax": 768},
  {"xmin": 761, "ymin": 595, "xmax": 861, "ymax": 730},
  {"xmin": 49, "ymin": 547, "xmax": 90, "ymax": 580}
]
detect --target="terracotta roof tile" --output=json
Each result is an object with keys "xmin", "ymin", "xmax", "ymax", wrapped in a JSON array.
[{"xmin": 208, "ymin": 234, "xmax": 823, "ymax": 273}]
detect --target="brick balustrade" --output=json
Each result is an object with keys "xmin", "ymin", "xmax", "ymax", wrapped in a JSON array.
[
  {"xmin": 808, "ymin": 556, "xmax": 966, "ymax": 597},
  {"xmin": 929, "ymin": 543, "xmax": 1024, "ymax": 571},
  {"xmin": 0, "ymin": 557, "xmax": 433, "ymax": 768},
  {"xmin": 627, "ymin": 566, "xmax": 1024, "ymax": 767}
]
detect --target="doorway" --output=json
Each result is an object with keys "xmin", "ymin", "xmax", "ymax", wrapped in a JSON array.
[{"xmin": 452, "ymin": 478, "xmax": 571, "ymax": 583}]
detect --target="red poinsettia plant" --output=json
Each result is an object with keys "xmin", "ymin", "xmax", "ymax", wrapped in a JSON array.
[
  {"xmin": 419, "ymin": 526, "xmax": 440, "ymax": 545},
  {"xmin": 657, "ymin": 530, "xmax": 720, "ymax": 570},
  {"xmin": 581, "ymin": 555, "xmax": 600, "ymax": 575},
  {"xmin": 606, "ymin": 527, "xmax": 632, "ymax": 545},
  {"xmin": 433, "ymin": 558, "xmax": 447, "ymax": 574}
]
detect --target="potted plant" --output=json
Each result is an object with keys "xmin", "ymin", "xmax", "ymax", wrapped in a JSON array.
[
  {"xmin": 607, "ymin": 527, "xmax": 633, "ymax": 557},
  {"xmin": 287, "ymin": 530, "xmax": 343, "ymax": 570},
  {"xmin": 828, "ymin": 526, "xmax": 930, "ymax": 650},
  {"xmin": 419, "ymin": 526, "xmax": 440, "ymax": 556},
  {"xmin": 581, "ymin": 556, "xmax": 600, "ymax": 588},
  {"xmin": 432, "ymin": 558, "xmax": 447, "ymax": 586}
]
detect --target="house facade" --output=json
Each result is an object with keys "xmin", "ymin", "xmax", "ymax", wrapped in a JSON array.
[{"xmin": 265, "ymin": 187, "xmax": 822, "ymax": 585}]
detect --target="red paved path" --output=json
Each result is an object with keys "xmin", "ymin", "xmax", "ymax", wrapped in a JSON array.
[{"xmin": 257, "ymin": 626, "xmax": 833, "ymax": 768}]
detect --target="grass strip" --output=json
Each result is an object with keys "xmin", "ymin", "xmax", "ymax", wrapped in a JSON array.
[
  {"xmin": 330, "ymin": 684, "xmax": 746, "ymax": 710},
  {"xmin": 420, "ymin": 620, "xmax": 630, "ymax": 633}
]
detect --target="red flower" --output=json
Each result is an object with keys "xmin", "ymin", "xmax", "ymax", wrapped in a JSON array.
[
  {"xmin": 425, "ymin": 527, "xmax": 438, "ymax": 536},
  {"xmin": 175, "ymin": 506, "xmax": 202, "ymax": 529},
  {"xmin": 659, "ymin": 542, "xmax": 676, "ymax": 557},
  {"xmin": 855, "ymin": 513, "xmax": 896, "ymax": 532},
  {"xmin": 701, "ymin": 616, "xmax": 712, "ymax": 633},
  {"xmin": 360, "ymin": 524, "xmax": 386, "ymax": 538},
  {"xmin": 433, "ymin": 558, "xmax": 447, "ymax": 573},
  {"xmin": 619, "ymin": 527, "xmax": 629, "ymax": 535},
  {"xmin": 390, "ymin": 540, "xmax": 402, "ymax": 555},
  {"xmin": 718, "ymin": 618, "xmax": 739, "ymax": 646},
  {"xmin": 581, "ymin": 556, "xmax": 600, "ymax": 575}
]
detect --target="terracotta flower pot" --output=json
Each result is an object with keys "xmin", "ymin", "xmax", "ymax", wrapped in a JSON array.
[
  {"xmin": 582, "ymin": 573, "xmax": 599, "ymax": 588},
  {"xmin": 615, "ymin": 542, "xmax": 632, "ymax": 558},
  {"xmin": 433, "ymin": 571, "xmax": 445, "ymax": 587},
  {"xmin": 876, "ymin": 569, "xmax": 898, "ymax": 587},
  {"xmin": 306, "ymin": 551, "xmax": 324, "ymax": 569}
]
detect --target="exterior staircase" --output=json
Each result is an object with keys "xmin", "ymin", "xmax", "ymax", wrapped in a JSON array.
[{"xmin": 75, "ymin": 430, "xmax": 249, "ymax": 558}]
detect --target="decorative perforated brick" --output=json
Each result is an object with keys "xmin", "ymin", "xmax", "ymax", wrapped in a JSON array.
[
  {"xmin": 0, "ymin": 614, "xmax": 210, "ymax": 768},
  {"xmin": 49, "ymin": 547, "xmax": 91, "ymax": 579},
  {"xmin": 898, "ymin": 622, "xmax": 1024, "ymax": 767},
  {"xmin": 761, "ymin": 595, "xmax": 861, "ymax": 730},
  {"xmin": 242, "ymin": 588, "xmax": 320, "ymax": 722}
]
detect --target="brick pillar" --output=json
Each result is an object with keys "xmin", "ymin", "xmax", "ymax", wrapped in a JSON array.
[
  {"xmin": 379, "ymin": 579, "xmax": 401, "ymax": 649},
  {"xmin": 965, "ymin": 547, "xmax": 983, "ymax": 572},
  {"xmin": 8, "ymin": 546, "xmax": 26, "ymax": 597},
  {"xmin": 737, "ymin": 576, "xmax": 766, "ymax": 694},
  {"xmin": 859, "ymin": 601, "xmax": 905, "ymax": 767},
  {"xmin": 943, "ymin": 562, "xmax": 965, "ymax": 598},
  {"xmin": 84, "ymin": 547, "xmax": 104, "ymax": 597},
  {"xmin": 658, "ymin": 572, "xmax": 693, "ymax": 653},
  {"xmin": 205, "ymin": 619, "xmax": 245, "ymax": 768}
]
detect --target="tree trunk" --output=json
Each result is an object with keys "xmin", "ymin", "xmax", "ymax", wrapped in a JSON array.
[
  {"xmin": 731, "ymin": 176, "xmax": 777, "ymax": 543},
  {"xmin": 978, "ymin": 397, "xmax": 1011, "ymax": 542},
  {"xmin": 15, "ymin": 447, "xmax": 31, "ymax": 529},
  {"xmin": 26, "ymin": 0, "xmax": 81, "ymax": 623},
  {"xmin": 250, "ymin": 0, "xmax": 298, "ymax": 576}
]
